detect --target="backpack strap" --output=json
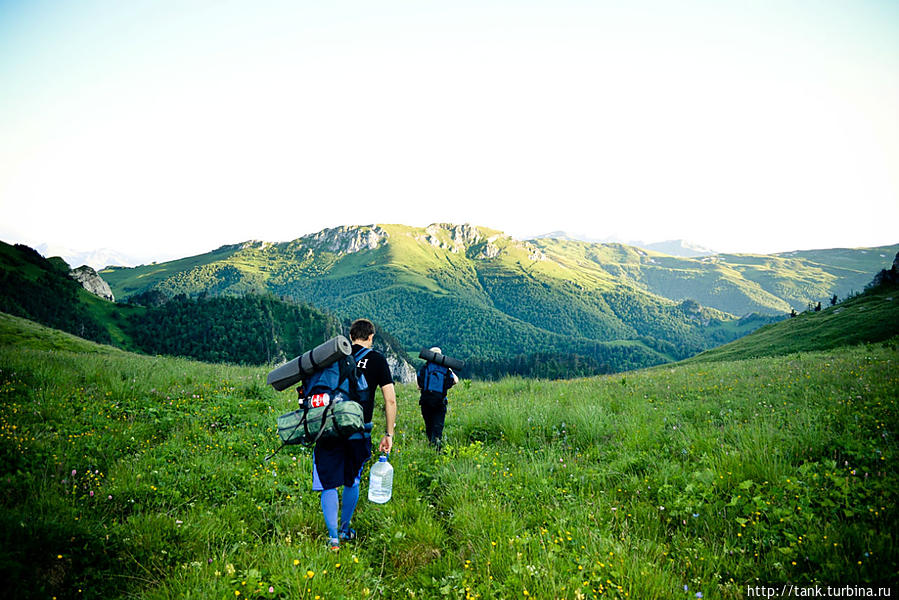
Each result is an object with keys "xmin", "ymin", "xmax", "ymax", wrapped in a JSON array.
[
  {"xmin": 264, "ymin": 443, "xmax": 285, "ymax": 462},
  {"xmin": 353, "ymin": 346, "xmax": 372, "ymax": 397},
  {"xmin": 336, "ymin": 354, "xmax": 359, "ymax": 401}
]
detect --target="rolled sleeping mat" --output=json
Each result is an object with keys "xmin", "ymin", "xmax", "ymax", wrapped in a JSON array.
[
  {"xmin": 419, "ymin": 348, "xmax": 464, "ymax": 371},
  {"xmin": 267, "ymin": 335, "xmax": 353, "ymax": 391}
]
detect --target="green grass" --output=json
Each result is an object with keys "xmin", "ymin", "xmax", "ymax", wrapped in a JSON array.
[
  {"xmin": 1, "ymin": 312, "xmax": 897, "ymax": 599},
  {"xmin": 0, "ymin": 312, "xmax": 127, "ymax": 354},
  {"xmin": 686, "ymin": 284, "xmax": 899, "ymax": 364}
]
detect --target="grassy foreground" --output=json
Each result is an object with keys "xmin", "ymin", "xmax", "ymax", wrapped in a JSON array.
[{"xmin": 1, "ymin": 313, "xmax": 897, "ymax": 599}]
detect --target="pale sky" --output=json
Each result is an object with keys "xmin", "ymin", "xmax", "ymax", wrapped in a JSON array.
[{"xmin": 1, "ymin": 0, "xmax": 897, "ymax": 263}]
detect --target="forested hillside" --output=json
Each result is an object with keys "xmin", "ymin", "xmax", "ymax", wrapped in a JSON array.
[
  {"xmin": 0, "ymin": 241, "xmax": 118, "ymax": 346},
  {"xmin": 126, "ymin": 293, "xmax": 340, "ymax": 365},
  {"xmin": 126, "ymin": 293, "xmax": 413, "ymax": 372},
  {"xmin": 0, "ymin": 241, "xmax": 414, "ymax": 372}
]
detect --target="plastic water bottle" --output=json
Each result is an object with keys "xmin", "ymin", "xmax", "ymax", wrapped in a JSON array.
[{"xmin": 368, "ymin": 455, "xmax": 393, "ymax": 504}]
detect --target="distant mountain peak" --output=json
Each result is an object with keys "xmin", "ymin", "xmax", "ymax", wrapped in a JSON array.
[
  {"xmin": 35, "ymin": 243, "xmax": 140, "ymax": 270},
  {"xmin": 531, "ymin": 231, "xmax": 610, "ymax": 244},
  {"xmin": 643, "ymin": 240, "xmax": 716, "ymax": 258},
  {"xmin": 530, "ymin": 232, "xmax": 715, "ymax": 257}
]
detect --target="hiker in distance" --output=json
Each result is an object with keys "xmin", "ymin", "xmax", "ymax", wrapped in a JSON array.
[
  {"xmin": 313, "ymin": 318, "xmax": 396, "ymax": 550},
  {"xmin": 417, "ymin": 346, "xmax": 459, "ymax": 449}
]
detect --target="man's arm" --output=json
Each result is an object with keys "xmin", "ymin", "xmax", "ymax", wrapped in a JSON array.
[{"xmin": 378, "ymin": 383, "xmax": 397, "ymax": 453}]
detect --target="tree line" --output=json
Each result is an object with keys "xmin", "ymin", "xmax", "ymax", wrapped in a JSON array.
[{"xmin": 464, "ymin": 352, "xmax": 614, "ymax": 380}]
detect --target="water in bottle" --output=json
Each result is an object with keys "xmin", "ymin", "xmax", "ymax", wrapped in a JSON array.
[{"xmin": 368, "ymin": 455, "xmax": 393, "ymax": 504}]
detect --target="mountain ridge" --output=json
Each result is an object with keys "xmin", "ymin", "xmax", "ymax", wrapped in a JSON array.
[
  {"xmin": 34, "ymin": 243, "xmax": 143, "ymax": 270},
  {"xmin": 6, "ymin": 225, "xmax": 897, "ymax": 377},
  {"xmin": 97, "ymin": 222, "xmax": 898, "ymax": 372}
]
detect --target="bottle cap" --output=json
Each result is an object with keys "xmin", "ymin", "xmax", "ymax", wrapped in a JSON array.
[{"xmin": 379, "ymin": 455, "xmax": 388, "ymax": 462}]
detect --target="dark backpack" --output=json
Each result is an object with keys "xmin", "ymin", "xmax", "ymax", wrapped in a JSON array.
[
  {"xmin": 423, "ymin": 362, "xmax": 448, "ymax": 395},
  {"xmin": 265, "ymin": 354, "xmax": 363, "ymax": 461}
]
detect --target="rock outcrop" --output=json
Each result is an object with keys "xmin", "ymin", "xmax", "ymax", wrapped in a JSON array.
[
  {"xmin": 384, "ymin": 350, "xmax": 417, "ymax": 384},
  {"xmin": 69, "ymin": 266, "xmax": 115, "ymax": 301},
  {"xmin": 414, "ymin": 223, "xmax": 546, "ymax": 262},
  {"xmin": 417, "ymin": 223, "xmax": 486, "ymax": 254},
  {"xmin": 307, "ymin": 226, "xmax": 388, "ymax": 255}
]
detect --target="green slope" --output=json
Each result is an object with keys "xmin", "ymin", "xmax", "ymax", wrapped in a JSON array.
[
  {"xmin": 101, "ymin": 243, "xmax": 247, "ymax": 297},
  {"xmin": 0, "ymin": 310, "xmax": 128, "ymax": 355},
  {"xmin": 684, "ymin": 280, "xmax": 899, "ymax": 363}
]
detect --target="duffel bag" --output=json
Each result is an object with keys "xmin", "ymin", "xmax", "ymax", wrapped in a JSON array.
[{"xmin": 276, "ymin": 399, "xmax": 365, "ymax": 447}]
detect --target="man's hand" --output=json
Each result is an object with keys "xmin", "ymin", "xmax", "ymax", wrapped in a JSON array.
[{"xmin": 379, "ymin": 434, "xmax": 393, "ymax": 454}]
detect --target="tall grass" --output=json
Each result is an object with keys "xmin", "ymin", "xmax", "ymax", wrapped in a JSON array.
[{"xmin": 1, "ymin": 317, "xmax": 896, "ymax": 599}]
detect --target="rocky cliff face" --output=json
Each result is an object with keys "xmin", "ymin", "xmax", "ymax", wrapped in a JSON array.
[
  {"xmin": 306, "ymin": 226, "xmax": 388, "ymax": 255},
  {"xmin": 384, "ymin": 351, "xmax": 417, "ymax": 384},
  {"xmin": 416, "ymin": 223, "xmax": 493, "ymax": 254},
  {"xmin": 414, "ymin": 223, "xmax": 545, "ymax": 261},
  {"xmin": 69, "ymin": 266, "xmax": 115, "ymax": 301}
]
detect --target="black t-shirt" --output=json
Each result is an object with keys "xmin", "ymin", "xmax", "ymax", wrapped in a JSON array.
[{"xmin": 352, "ymin": 344, "xmax": 393, "ymax": 423}]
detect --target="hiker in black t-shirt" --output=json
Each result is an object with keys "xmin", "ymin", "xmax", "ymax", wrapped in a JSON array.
[
  {"xmin": 312, "ymin": 318, "xmax": 396, "ymax": 550},
  {"xmin": 417, "ymin": 346, "xmax": 458, "ymax": 448}
]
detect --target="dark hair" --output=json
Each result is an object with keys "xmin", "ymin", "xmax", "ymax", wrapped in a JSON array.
[{"xmin": 349, "ymin": 319, "xmax": 375, "ymax": 342}]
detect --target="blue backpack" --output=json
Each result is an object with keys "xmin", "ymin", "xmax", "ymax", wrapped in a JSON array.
[
  {"xmin": 424, "ymin": 362, "xmax": 448, "ymax": 395},
  {"xmin": 304, "ymin": 354, "xmax": 358, "ymax": 399}
]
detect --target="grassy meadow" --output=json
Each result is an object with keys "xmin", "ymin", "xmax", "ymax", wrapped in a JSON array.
[
  {"xmin": 683, "ymin": 283, "xmax": 899, "ymax": 365},
  {"xmin": 1, "ymin": 312, "xmax": 897, "ymax": 599}
]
